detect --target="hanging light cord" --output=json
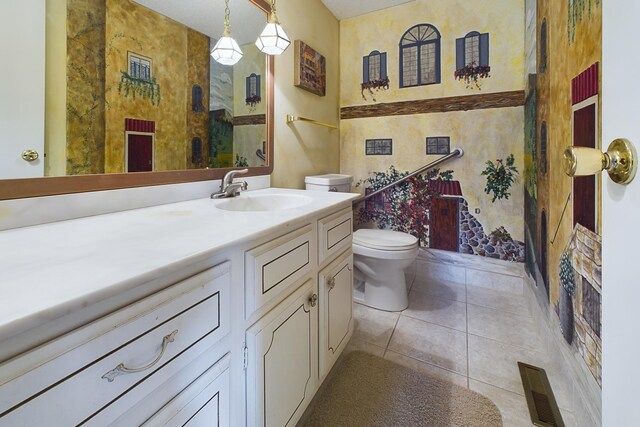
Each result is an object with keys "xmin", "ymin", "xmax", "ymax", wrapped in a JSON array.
[{"xmin": 224, "ymin": 0, "xmax": 231, "ymax": 30}]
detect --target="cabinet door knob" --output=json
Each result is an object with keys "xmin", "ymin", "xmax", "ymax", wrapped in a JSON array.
[
  {"xmin": 308, "ymin": 293, "xmax": 318, "ymax": 307},
  {"xmin": 22, "ymin": 149, "xmax": 39, "ymax": 162},
  {"xmin": 327, "ymin": 278, "xmax": 336, "ymax": 290}
]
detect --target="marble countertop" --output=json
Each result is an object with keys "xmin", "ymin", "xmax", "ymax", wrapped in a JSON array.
[{"xmin": 0, "ymin": 188, "xmax": 358, "ymax": 346}]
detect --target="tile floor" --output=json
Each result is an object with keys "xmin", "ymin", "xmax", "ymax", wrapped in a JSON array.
[{"xmin": 345, "ymin": 255, "xmax": 581, "ymax": 427}]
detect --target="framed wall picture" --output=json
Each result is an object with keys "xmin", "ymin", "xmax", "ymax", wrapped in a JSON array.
[{"xmin": 294, "ymin": 40, "xmax": 326, "ymax": 96}]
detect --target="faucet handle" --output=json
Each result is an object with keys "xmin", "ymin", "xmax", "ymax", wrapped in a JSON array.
[{"xmin": 241, "ymin": 181, "xmax": 248, "ymax": 191}]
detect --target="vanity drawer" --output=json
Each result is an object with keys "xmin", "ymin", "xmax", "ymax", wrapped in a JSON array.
[
  {"xmin": 141, "ymin": 353, "xmax": 230, "ymax": 427},
  {"xmin": 318, "ymin": 207, "xmax": 353, "ymax": 265},
  {"xmin": 245, "ymin": 225, "xmax": 313, "ymax": 318},
  {"xmin": 0, "ymin": 263, "xmax": 230, "ymax": 427}
]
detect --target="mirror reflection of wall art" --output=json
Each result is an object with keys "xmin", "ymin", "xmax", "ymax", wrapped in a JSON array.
[{"xmin": 294, "ymin": 40, "xmax": 326, "ymax": 96}]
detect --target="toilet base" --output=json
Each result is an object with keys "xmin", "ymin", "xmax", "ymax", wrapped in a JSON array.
[{"xmin": 361, "ymin": 270, "xmax": 409, "ymax": 312}]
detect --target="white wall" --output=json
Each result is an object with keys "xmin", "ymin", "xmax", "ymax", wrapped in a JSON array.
[{"xmin": 0, "ymin": 0, "xmax": 46, "ymax": 178}]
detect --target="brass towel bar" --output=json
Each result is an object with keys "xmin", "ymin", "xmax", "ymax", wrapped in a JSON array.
[{"xmin": 286, "ymin": 114, "xmax": 338, "ymax": 130}]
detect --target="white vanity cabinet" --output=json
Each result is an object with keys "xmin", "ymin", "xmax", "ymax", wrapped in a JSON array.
[
  {"xmin": 245, "ymin": 279, "xmax": 318, "ymax": 427},
  {"xmin": 244, "ymin": 205, "xmax": 354, "ymax": 427},
  {"xmin": 318, "ymin": 250, "xmax": 354, "ymax": 380},
  {"xmin": 0, "ymin": 263, "xmax": 232, "ymax": 427}
]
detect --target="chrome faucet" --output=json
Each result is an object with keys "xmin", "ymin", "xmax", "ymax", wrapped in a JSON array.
[{"xmin": 211, "ymin": 169, "xmax": 249, "ymax": 199}]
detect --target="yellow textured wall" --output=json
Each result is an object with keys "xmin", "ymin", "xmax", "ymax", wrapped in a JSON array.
[
  {"xmin": 186, "ymin": 28, "xmax": 210, "ymax": 169},
  {"xmin": 540, "ymin": 1, "xmax": 601, "ymax": 304},
  {"xmin": 45, "ymin": 0, "xmax": 67, "ymax": 176},
  {"xmin": 104, "ymin": 0, "xmax": 193, "ymax": 173},
  {"xmin": 340, "ymin": 0, "xmax": 525, "ymax": 241},
  {"xmin": 270, "ymin": 0, "xmax": 341, "ymax": 188},
  {"xmin": 66, "ymin": 0, "xmax": 105, "ymax": 175},
  {"xmin": 340, "ymin": 0, "xmax": 525, "ymax": 107},
  {"xmin": 341, "ymin": 108, "xmax": 525, "ymax": 241}
]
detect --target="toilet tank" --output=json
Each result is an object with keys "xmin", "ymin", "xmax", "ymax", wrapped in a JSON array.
[{"xmin": 305, "ymin": 174, "xmax": 353, "ymax": 192}]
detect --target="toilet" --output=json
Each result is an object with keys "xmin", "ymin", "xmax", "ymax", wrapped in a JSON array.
[
  {"xmin": 303, "ymin": 174, "xmax": 418, "ymax": 311},
  {"xmin": 352, "ymin": 229, "xmax": 419, "ymax": 311}
]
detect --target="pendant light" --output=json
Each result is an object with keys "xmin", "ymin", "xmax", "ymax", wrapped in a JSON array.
[
  {"xmin": 211, "ymin": 0, "xmax": 243, "ymax": 66},
  {"xmin": 255, "ymin": 0, "xmax": 290, "ymax": 55}
]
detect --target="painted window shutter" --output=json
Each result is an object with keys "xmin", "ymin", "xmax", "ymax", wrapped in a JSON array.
[
  {"xmin": 363, "ymin": 56, "xmax": 370, "ymax": 83},
  {"xmin": 479, "ymin": 33, "xmax": 490, "ymax": 66},
  {"xmin": 256, "ymin": 75, "xmax": 261, "ymax": 96},
  {"xmin": 455, "ymin": 37, "xmax": 465, "ymax": 70},
  {"xmin": 246, "ymin": 77, "xmax": 251, "ymax": 98},
  {"xmin": 380, "ymin": 53, "xmax": 387, "ymax": 79}
]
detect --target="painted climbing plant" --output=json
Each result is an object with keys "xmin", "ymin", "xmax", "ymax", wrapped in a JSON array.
[{"xmin": 568, "ymin": 0, "xmax": 601, "ymax": 44}]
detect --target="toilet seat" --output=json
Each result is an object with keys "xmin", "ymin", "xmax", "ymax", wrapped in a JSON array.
[{"xmin": 353, "ymin": 229, "xmax": 418, "ymax": 251}]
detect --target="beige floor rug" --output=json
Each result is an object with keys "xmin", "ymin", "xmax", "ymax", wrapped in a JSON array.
[{"xmin": 302, "ymin": 351, "xmax": 503, "ymax": 427}]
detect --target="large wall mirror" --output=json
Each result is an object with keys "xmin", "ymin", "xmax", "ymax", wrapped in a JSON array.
[{"xmin": 0, "ymin": 0, "xmax": 273, "ymax": 200}]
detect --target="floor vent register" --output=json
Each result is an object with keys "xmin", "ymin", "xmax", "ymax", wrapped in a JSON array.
[{"xmin": 518, "ymin": 362, "xmax": 565, "ymax": 427}]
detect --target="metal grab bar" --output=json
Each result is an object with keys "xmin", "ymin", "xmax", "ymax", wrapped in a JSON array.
[
  {"xmin": 353, "ymin": 148, "xmax": 464, "ymax": 205},
  {"xmin": 286, "ymin": 114, "xmax": 338, "ymax": 129}
]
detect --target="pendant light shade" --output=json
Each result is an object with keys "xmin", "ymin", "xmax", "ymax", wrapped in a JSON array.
[
  {"xmin": 211, "ymin": 0, "xmax": 243, "ymax": 66},
  {"xmin": 256, "ymin": 1, "xmax": 290, "ymax": 55}
]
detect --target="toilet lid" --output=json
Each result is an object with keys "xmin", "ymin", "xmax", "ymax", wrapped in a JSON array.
[{"xmin": 353, "ymin": 229, "xmax": 418, "ymax": 251}]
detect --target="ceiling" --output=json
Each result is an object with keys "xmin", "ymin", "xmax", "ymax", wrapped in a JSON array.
[
  {"xmin": 320, "ymin": 0, "xmax": 416, "ymax": 20},
  {"xmin": 133, "ymin": 0, "xmax": 266, "ymax": 46}
]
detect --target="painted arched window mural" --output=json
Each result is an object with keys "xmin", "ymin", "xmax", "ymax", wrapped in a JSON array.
[
  {"xmin": 456, "ymin": 31, "xmax": 489, "ymax": 69},
  {"xmin": 540, "ymin": 121, "xmax": 548, "ymax": 175},
  {"xmin": 399, "ymin": 24, "xmax": 441, "ymax": 87},
  {"xmin": 539, "ymin": 19, "xmax": 547, "ymax": 73},
  {"xmin": 191, "ymin": 137, "xmax": 203, "ymax": 164},
  {"xmin": 363, "ymin": 50, "xmax": 387, "ymax": 83},
  {"xmin": 192, "ymin": 85, "xmax": 204, "ymax": 112}
]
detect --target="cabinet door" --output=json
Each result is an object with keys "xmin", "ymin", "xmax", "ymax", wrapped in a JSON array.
[
  {"xmin": 245, "ymin": 279, "xmax": 318, "ymax": 427},
  {"xmin": 318, "ymin": 250, "xmax": 353, "ymax": 379}
]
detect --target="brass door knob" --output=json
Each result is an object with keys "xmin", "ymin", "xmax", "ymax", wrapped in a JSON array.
[
  {"xmin": 563, "ymin": 138, "xmax": 637, "ymax": 185},
  {"xmin": 21, "ymin": 149, "xmax": 40, "ymax": 162}
]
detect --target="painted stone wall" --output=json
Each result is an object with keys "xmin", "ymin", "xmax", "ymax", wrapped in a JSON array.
[{"xmin": 340, "ymin": 0, "xmax": 525, "ymax": 257}]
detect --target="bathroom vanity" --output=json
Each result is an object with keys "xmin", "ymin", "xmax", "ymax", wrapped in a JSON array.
[{"xmin": 0, "ymin": 188, "xmax": 358, "ymax": 426}]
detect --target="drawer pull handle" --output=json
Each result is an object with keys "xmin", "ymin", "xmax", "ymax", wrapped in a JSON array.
[
  {"xmin": 308, "ymin": 293, "xmax": 318, "ymax": 308},
  {"xmin": 101, "ymin": 330, "xmax": 178, "ymax": 382},
  {"xmin": 327, "ymin": 278, "xmax": 336, "ymax": 290}
]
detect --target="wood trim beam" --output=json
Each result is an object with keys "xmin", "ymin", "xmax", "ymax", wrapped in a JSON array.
[
  {"xmin": 340, "ymin": 90, "xmax": 525, "ymax": 120},
  {"xmin": 233, "ymin": 114, "xmax": 266, "ymax": 126}
]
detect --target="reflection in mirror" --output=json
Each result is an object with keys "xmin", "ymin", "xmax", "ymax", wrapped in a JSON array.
[{"xmin": 3, "ymin": 0, "xmax": 267, "ymax": 181}]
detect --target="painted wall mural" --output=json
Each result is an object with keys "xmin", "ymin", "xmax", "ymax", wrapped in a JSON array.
[
  {"xmin": 341, "ymin": 0, "xmax": 526, "ymax": 261},
  {"xmin": 355, "ymin": 165, "xmax": 525, "ymax": 262},
  {"xmin": 530, "ymin": 0, "xmax": 602, "ymax": 389}
]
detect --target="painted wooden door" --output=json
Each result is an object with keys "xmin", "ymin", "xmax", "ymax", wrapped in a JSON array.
[
  {"xmin": 573, "ymin": 103, "xmax": 597, "ymax": 232},
  {"xmin": 602, "ymin": 2, "xmax": 640, "ymax": 424},
  {"xmin": 245, "ymin": 280, "xmax": 317, "ymax": 427},
  {"xmin": 430, "ymin": 197, "xmax": 459, "ymax": 252},
  {"xmin": 127, "ymin": 134, "xmax": 153, "ymax": 172},
  {"xmin": 318, "ymin": 250, "xmax": 353, "ymax": 380},
  {"xmin": 0, "ymin": 0, "xmax": 45, "ymax": 179}
]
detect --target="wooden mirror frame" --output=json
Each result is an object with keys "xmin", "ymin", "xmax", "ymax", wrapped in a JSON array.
[{"xmin": 0, "ymin": 0, "xmax": 273, "ymax": 201}]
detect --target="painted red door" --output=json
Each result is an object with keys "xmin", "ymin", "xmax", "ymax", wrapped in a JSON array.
[
  {"xmin": 573, "ymin": 103, "xmax": 596, "ymax": 232},
  {"xmin": 430, "ymin": 197, "xmax": 459, "ymax": 252},
  {"xmin": 127, "ymin": 134, "xmax": 153, "ymax": 172}
]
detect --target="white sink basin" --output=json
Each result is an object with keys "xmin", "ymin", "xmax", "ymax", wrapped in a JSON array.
[{"xmin": 213, "ymin": 193, "xmax": 313, "ymax": 212}]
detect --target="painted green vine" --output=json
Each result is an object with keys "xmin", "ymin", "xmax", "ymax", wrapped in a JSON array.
[
  {"xmin": 567, "ymin": 0, "xmax": 601, "ymax": 44},
  {"xmin": 481, "ymin": 154, "xmax": 518, "ymax": 203},
  {"xmin": 118, "ymin": 72, "xmax": 161, "ymax": 106}
]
